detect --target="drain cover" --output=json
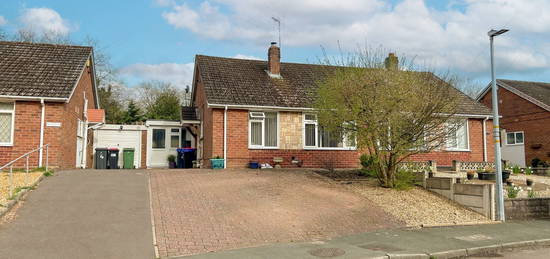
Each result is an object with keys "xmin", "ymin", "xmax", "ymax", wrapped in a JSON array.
[{"xmin": 308, "ymin": 247, "xmax": 346, "ymax": 258}]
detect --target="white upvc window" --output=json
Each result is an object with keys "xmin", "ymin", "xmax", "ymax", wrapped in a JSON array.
[
  {"xmin": 303, "ymin": 113, "xmax": 356, "ymax": 150},
  {"xmin": 248, "ymin": 111, "xmax": 278, "ymax": 149},
  {"xmin": 0, "ymin": 102, "xmax": 15, "ymax": 146},
  {"xmin": 170, "ymin": 128, "xmax": 180, "ymax": 148},
  {"xmin": 506, "ymin": 131, "xmax": 524, "ymax": 145},
  {"xmin": 446, "ymin": 119, "xmax": 469, "ymax": 151}
]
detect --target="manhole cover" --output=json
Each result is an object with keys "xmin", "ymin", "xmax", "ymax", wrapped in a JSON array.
[
  {"xmin": 359, "ymin": 243, "xmax": 404, "ymax": 252},
  {"xmin": 308, "ymin": 247, "xmax": 346, "ymax": 258}
]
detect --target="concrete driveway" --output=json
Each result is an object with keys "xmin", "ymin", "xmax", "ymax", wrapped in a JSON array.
[
  {"xmin": 0, "ymin": 170, "xmax": 154, "ymax": 259},
  {"xmin": 150, "ymin": 169, "xmax": 402, "ymax": 258}
]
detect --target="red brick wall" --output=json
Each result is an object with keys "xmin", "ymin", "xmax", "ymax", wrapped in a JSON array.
[
  {"xmin": 480, "ymin": 87, "xmax": 550, "ymax": 165},
  {"xmin": 0, "ymin": 59, "xmax": 97, "ymax": 169},
  {"xmin": 199, "ymin": 108, "xmax": 493, "ymax": 168}
]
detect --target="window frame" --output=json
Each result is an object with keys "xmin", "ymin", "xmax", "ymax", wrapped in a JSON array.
[
  {"xmin": 248, "ymin": 111, "xmax": 279, "ymax": 149},
  {"xmin": 445, "ymin": 119, "xmax": 470, "ymax": 152},
  {"xmin": 170, "ymin": 128, "xmax": 180, "ymax": 148},
  {"xmin": 152, "ymin": 128, "xmax": 166, "ymax": 149},
  {"xmin": 0, "ymin": 102, "xmax": 15, "ymax": 146},
  {"xmin": 302, "ymin": 113, "xmax": 356, "ymax": 150},
  {"xmin": 506, "ymin": 131, "xmax": 524, "ymax": 145}
]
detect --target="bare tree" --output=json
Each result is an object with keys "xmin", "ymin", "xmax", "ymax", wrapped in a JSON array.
[{"xmin": 314, "ymin": 48, "xmax": 460, "ymax": 188}]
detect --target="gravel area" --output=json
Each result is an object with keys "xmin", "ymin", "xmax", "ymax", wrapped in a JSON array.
[
  {"xmin": 0, "ymin": 172, "xmax": 43, "ymax": 206},
  {"xmin": 315, "ymin": 170, "xmax": 491, "ymax": 227}
]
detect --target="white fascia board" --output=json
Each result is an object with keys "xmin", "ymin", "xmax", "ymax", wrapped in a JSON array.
[
  {"xmin": 145, "ymin": 120, "xmax": 182, "ymax": 126},
  {"xmin": 0, "ymin": 95, "xmax": 68, "ymax": 102},
  {"xmin": 208, "ymin": 103, "xmax": 314, "ymax": 111},
  {"xmin": 97, "ymin": 124, "xmax": 147, "ymax": 131}
]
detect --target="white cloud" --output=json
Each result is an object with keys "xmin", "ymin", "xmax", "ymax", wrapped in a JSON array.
[
  {"xmin": 19, "ymin": 8, "xmax": 72, "ymax": 36},
  {"xmin": 159, "ymin": 0, "xmax": 550, "ymax": 77},
  {"xmin": 0, "ymin": 16, "xmax": 7, "ymax": 26},
  {"xmin": 233, "ymin": 54, "xmax": 262, "ymax": 60},
  {"xmin": 119, "ymin": 62, "xmax": 195, "ymax": 88}
]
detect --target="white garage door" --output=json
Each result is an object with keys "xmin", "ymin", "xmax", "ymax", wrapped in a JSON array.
[{"xmin": 94, "ymin": 129, "xmax": 141, "ymax": 169}]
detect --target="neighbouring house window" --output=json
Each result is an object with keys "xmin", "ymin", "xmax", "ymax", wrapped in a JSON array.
[
  {"xmin": 446, "ymin": 119, "xmax": 469, "ymax": 150},
  {"xmin": 152, "ymin": 129, "xmax": 166, "ymax": 148},
  {"xmin": 506, "ymin": 131, "xmax": 524, "ymax": 145},
  {"xmin": 0, "ymin": 102, "xmax": 14, "ymax": 145},
  {"xmin": 170, "ymin": 128, "xmax": 180, "ymax": 148},
  {"xmin": 249, "ymin": 112, "xmax": 278, "ymax": 148},
  {"xmin": 303, "ymin": 114, "xmax": 355, "ymax": 149}
]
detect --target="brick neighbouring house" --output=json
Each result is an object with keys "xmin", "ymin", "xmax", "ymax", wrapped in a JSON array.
[
  {"xmin": 0, "ymin": 41, "xmax": 100, "ymax": 169},
  {"xmin": 477, "ymin": 79, "xmax": 550, "ymax": 167},
  {"xmin": 192, "ymin": 43, "xmax": 495, "ymax": 168}
]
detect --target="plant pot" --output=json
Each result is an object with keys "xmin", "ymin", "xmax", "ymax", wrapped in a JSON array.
[
  {"xmin": 478, "ymin": 172, "xmax": 496, "ymax": 181},
  {"xmin": 210, "ymin": 158, "xmax": 225, "ymax": 169},
  {"xmin": 506, "ymin": 180, "xmax": 513, "ymax": 186},
  {"xmin": 502, "ymin": 170, "xmax": 511, "ymax": 183},
  {"xmin": 526, "ymin": 179, "xmax": 534, "ymax": 186},
  {"xmin": 428, "ymin": 172, "xmax": 434, "ymax": 178},
  {"xmin": 168, "ymin": 161, "xmax": 176, "ymax": 169},
  {"xmin": 467, "ymin": 174, "xmax": 475, "ymax": 180}
]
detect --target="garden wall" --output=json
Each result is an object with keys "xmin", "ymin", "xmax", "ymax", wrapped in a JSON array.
[
  {"xmin": 425, "ymin": 177, "xmax": 495, "ymax": 219},
  {"xmin": 505, "ymin": 198, "xmax": 550, "ymax": 220}
]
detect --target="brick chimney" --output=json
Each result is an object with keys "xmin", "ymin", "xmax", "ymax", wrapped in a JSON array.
[
  {"xmin": 267, "ymin": 42, "xmax": 281, "ymax": 77},
  {"xmin": 384, "ymin": 53, "xmax": 398, "ymax": 70}
]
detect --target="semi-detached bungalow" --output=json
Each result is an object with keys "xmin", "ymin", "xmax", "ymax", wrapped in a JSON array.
[
  {"xmin": 191, "ymin": 43, "xmax": 496, "ymax": 168},
  {"xmin": 0, "ymin": 41, "xmax": 100, "ymax": 169}
]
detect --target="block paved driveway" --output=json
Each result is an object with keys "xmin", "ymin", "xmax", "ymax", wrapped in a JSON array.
[
  {"xmin": 0, "ymin": 170, "xmax": 154, "ymax": 259},
  {"xmin": 150, "ymin": 169, "xmax": 403, "ymax": 257}
]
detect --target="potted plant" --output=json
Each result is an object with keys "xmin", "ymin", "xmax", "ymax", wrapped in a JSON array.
[
  {"xmin": 210, "ymin": 155, "xmax": 225, "ymax": 169},
  {"xmin": 167, "ymin": 155, "xmax": 176, "ymax": 169},
  {"xmin": 526, "ymin": 178, "xmax": 534, "ymax": 187},
  {"xmin": 477, "ymin": 168, "xmax": 496, "ymax": 180},
  {"xmin": 466, "ymin": 170, "xmax": 475, "ymax": 180}
]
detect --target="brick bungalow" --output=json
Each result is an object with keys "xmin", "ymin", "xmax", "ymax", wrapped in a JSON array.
[
  {"xmin": 192, "ymin": 43, "xmax": 495, "ymax": 168},
  {"xmin": 0, "ymin": 41, "xmax": 99, "ymax": 169},
  {"xmin": 477, "ymin": 79, "xmax": 550, "ymax": 167}
]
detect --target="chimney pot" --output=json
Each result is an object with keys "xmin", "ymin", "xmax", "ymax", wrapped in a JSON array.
[{"xmin": 268, "ymin": 42, "xmax": 281, "ymax": 77}]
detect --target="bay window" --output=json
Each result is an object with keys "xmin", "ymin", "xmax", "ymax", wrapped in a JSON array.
[
  {"xmin": 303, "ymin": 114, "xmax": 355, "ymax": 149},
  {"xmin": 0, "ymin": 102, "xmax": 14, "ymax": 146},
  {"xmin": 249, "ymin": 111, "xmax": 278, "ymax": 148},
  {"xmin": 446, "ymin": 119, "xmax": 469, "ymax": 151}
]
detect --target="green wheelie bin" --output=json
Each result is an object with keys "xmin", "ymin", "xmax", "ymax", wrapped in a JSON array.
[{"xmin": 122, "ymin": 148, "xmax": 135, "ymax": 169}]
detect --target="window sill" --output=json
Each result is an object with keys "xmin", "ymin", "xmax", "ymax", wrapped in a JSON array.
[
  {"xmin": 303, "ymin": 147, "xmax": 357, "ymax": 151},
  {"xmin": 506, "ymin": 143, "xmax": 524, "ymax": 146},
  {"xmin": 248, "ymin": 146, "xmax": 279, "ymax": 150},
  {"xmin": 445, "ymin": 149, "xmax": 471, "ymax": 152},
  {"xmin": 0, "ymin": 143, "xmax": 13, "ymax": 147}
]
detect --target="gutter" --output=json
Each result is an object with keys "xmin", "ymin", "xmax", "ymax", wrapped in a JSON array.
[
  {"xmin": 223, "ymin": 105, "xmax": 228, "ymax": 169},
  {"xmin": 38, "ymin": 98, "xmax": 45, "ymax": 167},
  {"xmin": 0, "ymin": 95, "xmax": 67, "ymax": 102},
  {"xmin": 483, "ymin": 116, "xmax": 489, "ymax": 162}
]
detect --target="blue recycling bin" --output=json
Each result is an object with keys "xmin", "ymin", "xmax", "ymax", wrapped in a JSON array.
[{"xmin": 177, "ymin": 148, "xmax": 196, "ymax": 168}]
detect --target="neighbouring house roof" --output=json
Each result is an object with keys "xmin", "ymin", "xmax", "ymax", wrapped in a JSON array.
[
  {"xmin": 0, "ymin": 41, "xmax": 93, "ymax": 100},
  {"xmin": 181, "ymin": 106, "xmax": 198, "ymax": 121},
  {"xmin": 194, "ymin": 55, "xmax": 492, "ymax": 116},
  {"xmin": 87, "ymin": 109, "xmax": 105, "ymax": 123},
  {"xmin": 477, "ymin": 79, "xmax": 550, "ymax": 112}
]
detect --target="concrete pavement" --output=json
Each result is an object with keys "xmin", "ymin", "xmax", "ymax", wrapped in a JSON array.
[
  {"xmin": 177, "ymin": 220, "xmax": 550, "ymax": 259},
  {"xmin": 0, "ymin": 170, "xmax": 154, "ymax": 259}
]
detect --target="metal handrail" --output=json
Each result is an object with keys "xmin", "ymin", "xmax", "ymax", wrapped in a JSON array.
[{"xmin": 0, "ymin": 144, "xmax": 49, "ymax": 198}]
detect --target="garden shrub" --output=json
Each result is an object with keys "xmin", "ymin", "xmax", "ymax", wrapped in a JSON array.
[{"xmin": 394, "ymin": 170, "xmax": 415, "ymax": 190}]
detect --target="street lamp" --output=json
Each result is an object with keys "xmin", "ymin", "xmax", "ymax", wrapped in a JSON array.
[{"xmin": 488, "ymin": 28, "xmax": 508, "ymax": 221}]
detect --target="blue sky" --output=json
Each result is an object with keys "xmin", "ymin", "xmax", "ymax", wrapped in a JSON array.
[{"xmin": 1, "ymin": 0, "xmax": 550, "ymax": 92}]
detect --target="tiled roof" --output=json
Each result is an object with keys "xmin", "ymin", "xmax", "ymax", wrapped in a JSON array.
[
  {"xmin": 498, "ymin": 79, "xmax": 550, "ymax": 108},
  {"xmin": 87, "ymin": 109, "xmax": 105, "ymax": 123},
  {"xmin": 0, "ymin": 41, "xmax": 92, "ymax": 99},
  {"xmin": 195, "ymin": 55, "xmax": 493, "ymax": 116},
  {"xmin": 181, "ymin": 106, "xmax": 198, "ymax": 121}
]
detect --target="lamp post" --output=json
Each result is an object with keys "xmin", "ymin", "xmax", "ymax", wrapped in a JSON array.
[{"xmin": 488, "ymin": 28, "xmax": 508, "ymax": 221}]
